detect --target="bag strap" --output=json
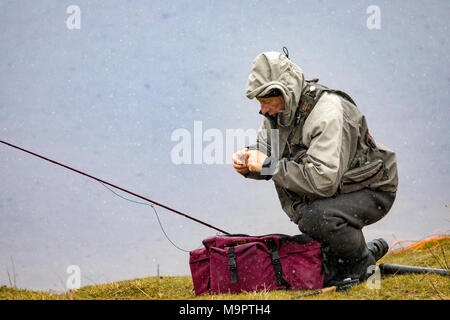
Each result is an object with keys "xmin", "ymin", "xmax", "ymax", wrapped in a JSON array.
[
  {"xmin": 228, "ymin": 247, "xmax": 238, "ymax": 284},
  {"xmin": 265, "ymin": 239, "xmax": 291, "ymax": 289}
]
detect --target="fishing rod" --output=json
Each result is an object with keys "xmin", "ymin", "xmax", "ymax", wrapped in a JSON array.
[{"xmin": 0, "ymin": 139, "xmax": 230, "ymax": 235}]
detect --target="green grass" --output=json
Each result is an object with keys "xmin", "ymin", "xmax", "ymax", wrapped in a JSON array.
[{"xmin": 1, "ymin": 237, "xmax": 449, "ymax": 300}]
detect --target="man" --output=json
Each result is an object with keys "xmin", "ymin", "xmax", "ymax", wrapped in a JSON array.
[{"xmin": 232, "ymin": 51, "xmax": 398, "ymax": 286}]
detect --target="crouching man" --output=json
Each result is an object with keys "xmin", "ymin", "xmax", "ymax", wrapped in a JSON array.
[{"xmin": 233, "ymin": 51, "xmax": 398, "ymax": 286}]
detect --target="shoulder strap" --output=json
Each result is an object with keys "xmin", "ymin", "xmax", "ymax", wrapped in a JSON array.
[
  {"xmin": 290, "ymin": 79, "xmax": 357, "ymax": 146},
  {"xmin": 290, "ymin": 80, "xmax": 327, "ymax": 145},
  {"xmin": 299, "ymin": 79, "xmax": 357, "ymax": 116},
  {"xmin": 291, "ymin": 78, "xmax": 356, "ymax": 145}
]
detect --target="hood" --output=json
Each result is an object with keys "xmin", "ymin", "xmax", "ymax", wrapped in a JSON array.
[{"xmin": 245, "ymin": 51, "xmax": 306, "ymax": 127}]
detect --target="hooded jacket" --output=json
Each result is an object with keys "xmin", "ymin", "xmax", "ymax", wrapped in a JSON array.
[{"xmin": 244, "ymin": 52, "xmax": 398, "ymax": 223}]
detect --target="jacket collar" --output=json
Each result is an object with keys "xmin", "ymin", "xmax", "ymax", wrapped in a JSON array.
[{"xmin": 259, "ymin": 110, "xmax": 278, "ymax": 128}]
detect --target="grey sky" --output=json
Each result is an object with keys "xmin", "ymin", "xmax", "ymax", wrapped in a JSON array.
[{"xmin": 0, "ymin": 1, "xmax": 449, "ymax": 291}]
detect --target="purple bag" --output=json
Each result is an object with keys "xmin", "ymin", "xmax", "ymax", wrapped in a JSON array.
[{"xmin": 189, "ymin": 234, "xmax": 324, "ymax": 295}]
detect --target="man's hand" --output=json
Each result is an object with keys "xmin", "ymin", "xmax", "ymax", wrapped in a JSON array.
[
  {"xmin": 247, "ymin": 150, "xmax": 268, "ymax": 173},
  {"xmin": 232, "ymin": 148, "xmax": 250, "ymax": 175}
]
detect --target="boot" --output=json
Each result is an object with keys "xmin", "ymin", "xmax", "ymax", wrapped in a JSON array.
[
  {"xmin": 322, "ymin": 247, "xmax": 376, "ymax": 287},
  {"xmin": 367, "ymin": 238, "xmax": 389, "ymax": 261}
]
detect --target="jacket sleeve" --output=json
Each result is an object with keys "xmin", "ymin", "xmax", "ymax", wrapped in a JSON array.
[
  {"xmin": 243, "ymin": 119, "xmax": 272, "ymax": 180},
  {"xmin": 271, "ymin": 98, "xmax": 348, "ymax": 198}
]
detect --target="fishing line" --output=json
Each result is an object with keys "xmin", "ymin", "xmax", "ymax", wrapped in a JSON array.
[{"xmin": 99, "ymin": 182, "xmax": 201, "ymax": 253}]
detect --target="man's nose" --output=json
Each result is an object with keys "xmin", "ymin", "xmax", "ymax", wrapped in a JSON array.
[{"xmin": 260, "ymin": 104, "xmax": 268, "ymax": 114}]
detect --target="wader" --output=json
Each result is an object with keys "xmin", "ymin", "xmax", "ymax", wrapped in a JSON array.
[{"xmin": 297, "ymin": 188, "xmax": 396, "ymax": 285}]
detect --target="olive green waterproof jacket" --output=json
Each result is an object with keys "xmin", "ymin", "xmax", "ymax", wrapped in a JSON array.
[{"xmin": 244, "ymin": 52, "xmax": 398, "ymax": 223}]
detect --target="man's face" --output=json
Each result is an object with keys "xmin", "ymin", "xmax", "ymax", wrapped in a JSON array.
[{"xmin": 256, "ymin": 95, "xmax": 285, "ymax": 116}]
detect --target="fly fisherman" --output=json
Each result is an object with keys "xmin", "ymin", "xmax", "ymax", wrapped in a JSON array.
[{"xmin": 232, "ymin": 51, "xmax": 398, "ymax": 286}]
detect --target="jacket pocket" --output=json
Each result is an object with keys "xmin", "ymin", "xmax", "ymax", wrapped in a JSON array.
[{"xmin": 340, "ymin": 159, "xmax": 385, "ymax": 193}]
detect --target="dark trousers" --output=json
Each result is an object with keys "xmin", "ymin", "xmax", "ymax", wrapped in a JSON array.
[{"xmin": 297, "ymin": 188, "xmax": 396, "ymax": 260}]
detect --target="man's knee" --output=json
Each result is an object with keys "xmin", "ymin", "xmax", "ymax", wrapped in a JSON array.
[
  {"xmin": 298, "ymin": 200, "xmax": 352, "ymax": 240},
  {"xmin": 298, "ymin": 202, "xmax": 329, "ymax": 237}
]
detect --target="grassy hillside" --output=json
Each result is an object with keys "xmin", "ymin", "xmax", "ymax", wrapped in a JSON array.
[{"xmin": 1, "ymin": 237, "xmax": 449, "ymax": 300}]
